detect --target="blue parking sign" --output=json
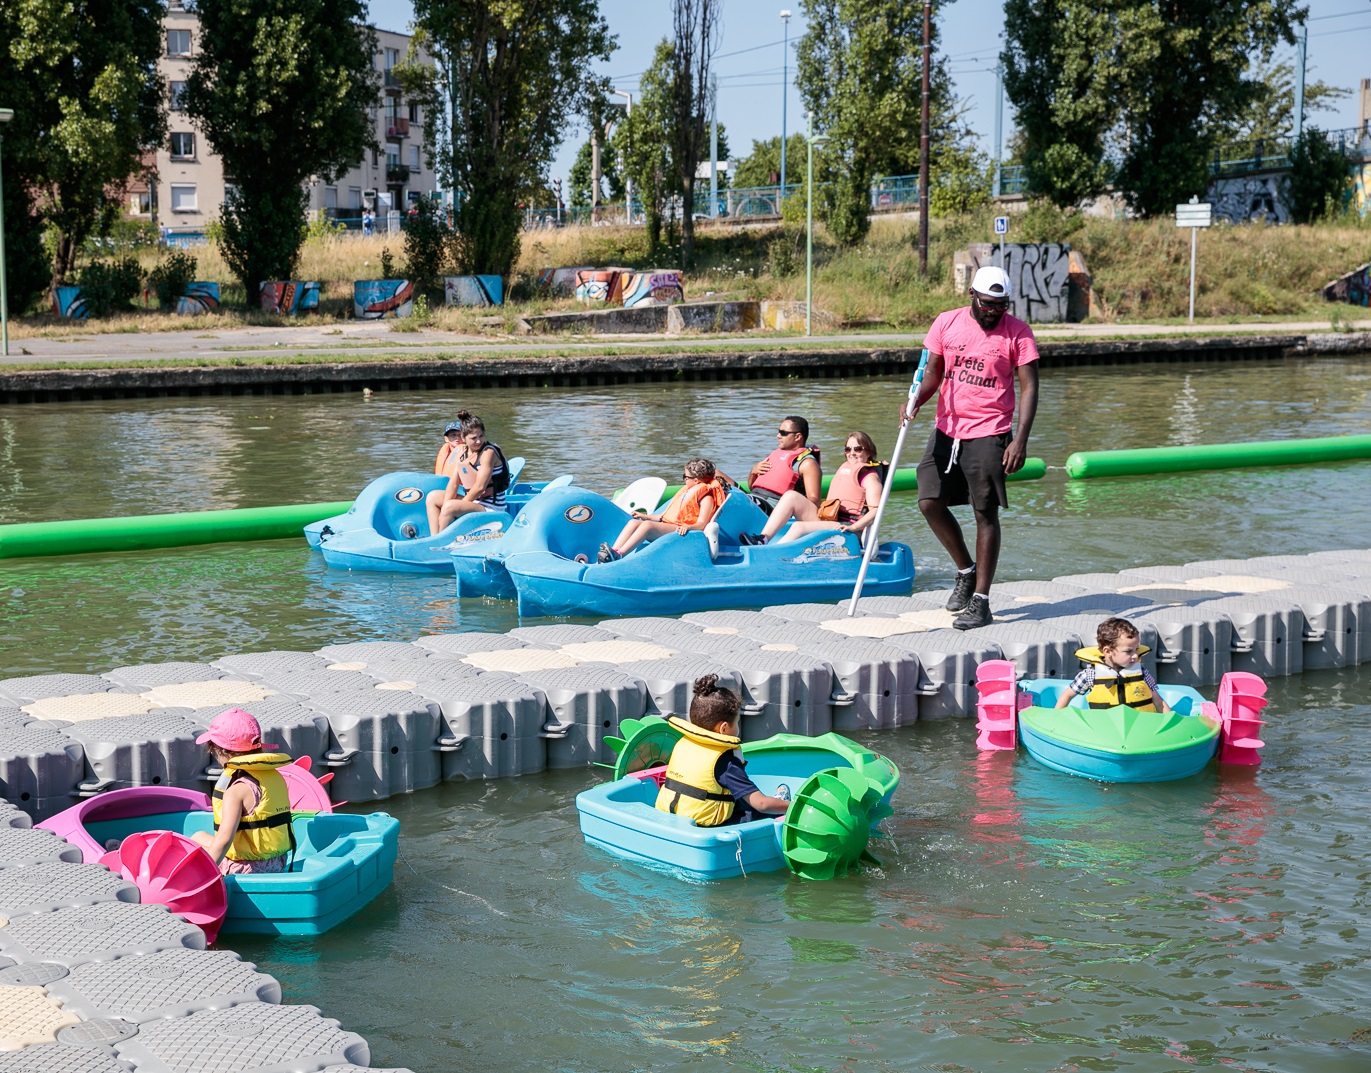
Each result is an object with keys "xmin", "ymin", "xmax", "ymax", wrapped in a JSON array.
[{"xmin": 994, "ymin": 216, "xmax": 1009, "ymax": 235}]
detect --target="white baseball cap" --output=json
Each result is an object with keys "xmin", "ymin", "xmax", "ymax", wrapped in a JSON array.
[{"xmin": 970, "ymin": 266, "xmax": 1011, "ymax": 299}]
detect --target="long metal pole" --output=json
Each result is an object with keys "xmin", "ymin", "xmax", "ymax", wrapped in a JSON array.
[
  {"xmin": 917, "ymin": 0, "xmax": 931, "ymax": 276},
  {"xmin": 805, "ymin": 113, "xmax": 814, "ymax": 336},
  {"xmin": 992, "ymin": 64, "xmax": 1003, "ymax": 200},
  {"xmin": 780, "ymin": 14, "xmax": 789, "ymax": 196},
  {"xmin": 1188, "ymin": 225, "xmax": 1197, "ymax": 324},
  {"xmin": 0, "ymin": 130, "xmax": 8, "ymax": 358},
  {"xmin": 709, "ymin": 75, "xmax": 719, "ymax": 218},
  {"xmin": 1294, "ymin": 23, "xmax": 1307, "ymax": 141},
  {"xmin": 847, "ymin": 349, "xmax": 931, "ymax": 614}
]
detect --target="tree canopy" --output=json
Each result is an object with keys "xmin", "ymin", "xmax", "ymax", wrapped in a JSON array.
[
  {"xmin": 730, "ymin": 134, "xmax": 808, "ymax": 190},
  {"xmin": 413, "ymin": 0, "xmax": 614, "ymax": 278},
  {"xmin": 669, "ymin": 0, "xmax": 721, "ymax": 269},
  {"xmin": 613, "ymin": 38, "xmax": 676, "ymax": 254},
  {"xmin": 186, "ymin": 0, "xmax": 377, "ymax": 300},
  {"xmin": 1, "ymin": 0, "xmax": 165, "ymax": 287}
]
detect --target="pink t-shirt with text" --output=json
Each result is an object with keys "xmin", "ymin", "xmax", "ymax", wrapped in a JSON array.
[{"xmin": 923, "ymin": 306, "xmax": 1040, "ymax": 440}]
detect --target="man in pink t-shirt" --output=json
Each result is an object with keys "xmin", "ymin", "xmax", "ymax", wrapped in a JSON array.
[{"xmin": 899, "ymin": 266, "xmax": 1040, "ymax": 630}]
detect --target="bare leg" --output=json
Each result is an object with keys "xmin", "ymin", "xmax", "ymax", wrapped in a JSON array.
[
  {"xmin": 437, "ymin": 498, "xmax": 487, "ymax": 532},
  {"xmin": 761, "ymin": 491, "xmax": 818, "ymax": 540},
  {"xmin": 617, "ymin": 519, "xmax": 675, "ymax": 554},
  {"xmin": 972, "ymin": 506, "xmax": 1001, "ymax": 595},
  {"xmin": 918, "ymin": 498, "xmax": 974, "ymax": 572},
  {"xmin": 425, "ymin": 489, "xmax": 446, "ymax": 536},
  {"xmin": 775, "ymin": 520, "xmax": 840, "ymax": 544}
]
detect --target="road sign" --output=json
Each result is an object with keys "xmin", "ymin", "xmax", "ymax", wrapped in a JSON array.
[
  {"xmin": 1175, "ymin": 201, "xmax": 1212, "ymax": 228},
  {"xmin": 994, "ymin": 216, "xmax": 1009, "ymax": 235}
]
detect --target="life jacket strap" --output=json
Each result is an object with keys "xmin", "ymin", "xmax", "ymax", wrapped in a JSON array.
[{"xmin": 662, "ymin": 777, "xmax": 733, "ymax": 803}]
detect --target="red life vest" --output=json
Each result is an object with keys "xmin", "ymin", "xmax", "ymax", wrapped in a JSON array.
[
  {"xmin": 750, "ymin": 446, "xmax": 821, "ymax": 497},
  {"xmin": 826, "ymin": 461, "xmax": 881, "ymax": 521}
]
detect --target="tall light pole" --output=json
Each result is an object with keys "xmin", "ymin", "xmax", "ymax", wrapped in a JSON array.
[
  {"xmin": 780, "ymin": 10, "xmax": 792, "ymax": 198},
  {"xmin": 610, "ymin": 88, "xmax": 633, "ymax": 222},
  {"xmin": 0, "ymin": 108, "xmax": 12, "ymax": 358},
  {"xmin": 805, "ymin": 115, "xmax": 827, "ymax": 337},
  {"xmin": 917, "ymin": 0, "xmax": 931, "ymax": 276}
]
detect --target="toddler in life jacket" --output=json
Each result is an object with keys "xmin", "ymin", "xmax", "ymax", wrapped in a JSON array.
[
  {"xmin": 1056, "ymin": 617, "xmax": 1171, "ymax": 714},
  {"xmin": 190, "ymin": 708, "xmax": 295, "ymax": 875},
  {"xmin": 655, "ymin": 675, "xmax": 792, "ymax": 827}
]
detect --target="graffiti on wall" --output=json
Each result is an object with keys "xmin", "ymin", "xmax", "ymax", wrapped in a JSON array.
[
  {"xmin": 174, "ymin": 282, "xmax": 220, "ymax": 315},
  {"xmin": 1000, "ymin": 243, "xmax": 1072, "ymax": 323},
  {"xmin": 1208, "ymin": 174, "xmax": 1289, "ymax": 224},
  {"xmin": 51, "ymin": 286, "xmax": 89, "ymax": 319},
  {"xmin": 260, "ymin": 281, "xmax": 320, "ymax": 315},
  {"xmin": 1323, "ymin": 263, "xmax": 1371, "ymax": 306},
  {"xmin": 1355, "ymin": 163, "xmax": 1371, "ymax": 217},
  {"xmin": 574, "ymin": 268, "xmax": 630, "ymax": 305},
  {"xmin": 353, "ymin": 279, "xmax": 414, "ymax": 319},
  {"xmin": 621, "ymin": 271, "xmax": 684, "ymax": 308},
  {"xmin": 444, "ymin": 275, "xmax": 504, "ymax": 307},
  {"xmin": 537, "ymin": 267, "xmax": 592, "ymax": 296}
]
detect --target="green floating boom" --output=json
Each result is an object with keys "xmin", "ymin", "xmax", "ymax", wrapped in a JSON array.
[
  {"xmin": 1065, "ymin": 435, "xmax": 1371, "ymax": 480},
  {"xmin": 0, "ymin": 501, "xmax": 353, "ymax": 560}
]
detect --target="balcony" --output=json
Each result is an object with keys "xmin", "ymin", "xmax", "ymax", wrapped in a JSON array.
[
  {"xmin": 386, "ymin": 117, "xmax": 410, "ymax": 141},
  {"xmin": 386, "ymin": 164, "xmax": 411, "ymax": 185},
  {"xmin": 383, "ymin": 69, "xmax": 402, "ymax": 95}
]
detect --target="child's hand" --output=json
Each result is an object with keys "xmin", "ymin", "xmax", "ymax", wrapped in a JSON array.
[{"xmin": 676, "ymin": 524, "xmax": 688, "ymax": 535}]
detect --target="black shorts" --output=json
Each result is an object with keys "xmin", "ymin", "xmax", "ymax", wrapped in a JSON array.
[{"xmin": 916, "ymin": 429, "xmax": 1009, "ymax": 512}]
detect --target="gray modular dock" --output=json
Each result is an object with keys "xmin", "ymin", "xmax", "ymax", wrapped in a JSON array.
[{"xmin": 1, "ymin": 546, "xmax": 1368, "ymax": 1070}]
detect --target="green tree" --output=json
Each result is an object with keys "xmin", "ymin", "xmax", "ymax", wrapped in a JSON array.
[
  {"xmin": 732, "ymin": 134, "xmax": 811, "ymax": 189},
  {"xmin": 186, "ymin": 0, "xmax": 376, "ymax": 303},
  {"xmin": 796, "ymin": 0, "xmax": 958, "ymax": 246},
  {"xmin": 1220, "ymin": 60, "xmax": 1349, "ymax": 146},
  {"xmin": 413, "ymin": 0, "xmax": 614, "ymax": 279},
  {"xmin": 567, "ymin": 137, "xmax": 624, "ymax": 207},
  {"xmin": 1001, "ymin": 0, "xmax": 1117, "ymax": 208},
  {"xmin": 613, "ymin": 38, "xmax": 676, "ymax": 254},
  {"xmin": 1, "ymin": 0, "xmax": 165, "ymax": 286},
  {"xmin": 1283, "ymin": 126, "xmax": 1351, "ymax": 223},
  {"xmin": 669, "ymin": 0, "xmax": 722, "ymax": 268}
]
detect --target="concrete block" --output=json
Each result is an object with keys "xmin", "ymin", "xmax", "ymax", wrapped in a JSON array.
[{"xmin": 666, "ymin": 301, "xmax": 760, "ymax": 334}]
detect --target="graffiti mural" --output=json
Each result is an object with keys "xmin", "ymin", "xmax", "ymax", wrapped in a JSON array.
[
  {"xmin": 621, "ymin": 271, "xmax": 684, "ymax": 308},
  {"xmin": 1000, "ymin": 243, "xmax": 1072, "ymax": 323},
  {"xmin": 444, "ymin": 275, "xmax": 504, "ymax": 307},
  {"xmin": 1354, "ymin": 162, "xmax": 1371, "ymax": 218},
  {"xmin": 174, "ymin": 282, "xmax": 220, "ymax": 315},
  {"xmin": 260, "ymin": 281, "xmax": 320, "ymax": 315},
  {"xmin": 1322, "ymin": 263, "xmax": 1371, "ymax": 306},
  {"xmin": 353, "ymin": 280, "xmax": 414, "ymax": 319},
  {"xmin": 574, "ymin": 268, "xmax": 630, "ymax": 305},
  {"xmin": 1208, "ymin": 174, "xmax": 1288, "ymax": 224},
  {"xmin": 51, "ymin": 286, "xmax": 89, "ymax": 319},
  {"xmin": 537, "ymin": 267, "xmax": 592, "ymax": 296}
]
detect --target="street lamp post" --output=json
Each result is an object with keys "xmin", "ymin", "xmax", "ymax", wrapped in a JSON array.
[
  {"xmin": 805, "ymin": 115, "xmax": 827, "ymax": 337},
  {"xmin": 610, "ymin": 88, "xmax": 633, "ymax": 223},
  {"xmin": 0, "ymin": 108, "xmax": 12, "ymax": 358},
  {"xmin": 779, "ymin": 10, "xmax": 791, "ymax": 200}
]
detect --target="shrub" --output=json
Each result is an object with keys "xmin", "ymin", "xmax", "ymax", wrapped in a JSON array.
[
  {"xmin": 77, "ymin": 258, "xmax": 144, "ymax": 317},
  {"xmin": 403, "ymin": 199, "xmax": 457, "ymax": 296},
  {"xmin": 147, "ymin": 251, "xmax": 199, "ymax": 308},
  {"xmin": 1284, "ymin": 128, "xmax": 1352, "ymax": 225}
]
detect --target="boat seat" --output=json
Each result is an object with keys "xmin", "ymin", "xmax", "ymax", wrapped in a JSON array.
[{"xmin": 613, "ymin": 477, "xmax": 667, "ymax": 514}]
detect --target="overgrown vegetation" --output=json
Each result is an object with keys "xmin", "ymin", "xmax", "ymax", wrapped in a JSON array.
[
  {"xmin": 76, "ymin": 258, "xmax": 144, "ymax": 318},
  {"xmin": 147, "ymin": 251, "xmax": 199, "ymax": 308}
]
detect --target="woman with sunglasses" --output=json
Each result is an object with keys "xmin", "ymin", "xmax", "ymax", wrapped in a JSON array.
[
  {"xmin": 598, "ymin": 458, "xmax": 726, "ymax": 562},
  {"xmin": 740, "ymin": 432, "xmax": 883, "ymax": 546}
]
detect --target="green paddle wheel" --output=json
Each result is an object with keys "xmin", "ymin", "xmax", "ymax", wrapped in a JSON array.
[{"xmin": 602, "ymin": 714, "xmax": 683, "ymax": 779}]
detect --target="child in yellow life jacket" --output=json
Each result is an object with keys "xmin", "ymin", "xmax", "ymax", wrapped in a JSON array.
[
  {"xmin": 655, "ymin": 675, "xmax": 792, "ymax": 827},
  {"xmin": 1056, "ymin": 617, "xmax": 1171, "ymax": 714},
  {"xmin": 190, "ymin": 708, "xmax": 295, "ymax": 875}
]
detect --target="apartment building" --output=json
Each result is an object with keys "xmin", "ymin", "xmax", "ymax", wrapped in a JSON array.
[{"xmin": 140, "ymin": 3, "xmax": 433, "ymax": 236}]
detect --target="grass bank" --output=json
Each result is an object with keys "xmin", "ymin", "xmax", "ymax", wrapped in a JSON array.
[{"xmin": 10, "ymin": 204, "xmax": 1370, "ymax": 338}]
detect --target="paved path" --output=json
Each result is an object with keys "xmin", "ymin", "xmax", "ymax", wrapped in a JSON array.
[{"xmin": 3, "ymin": 317, "xmax": 1369, "ymax": 366}]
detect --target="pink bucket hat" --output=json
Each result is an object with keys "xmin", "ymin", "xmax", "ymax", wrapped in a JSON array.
[{"xmin": 195, "ymin": 708, "xmax": 278, "ymax": 751}]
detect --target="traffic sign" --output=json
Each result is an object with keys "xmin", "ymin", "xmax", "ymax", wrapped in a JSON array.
[
  {"xmin": 1175, "ymin": 200, "xmax": 1212, "ymax": 228},
  {"xmin": 994, "ymin": 216, "xmax": 1009, "ymax": 235}
]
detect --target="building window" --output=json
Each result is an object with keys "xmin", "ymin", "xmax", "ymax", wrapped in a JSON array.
[
  {"xmin": 324, "ymin": 186, "xmax": 338, "ymax": 211},
  {"xmin": 170, "ymin": 132, "xmax": 195, "ymax": 160},
  {"xmin": 408, "ymin": 102, "xmax": 420, "ymax": 124},
  {"xmin": 409, "ymin": 146, "xmax": 421, "ymax": 172},
  {"xmin": 170, "ymin": 82, "xmax": 187, "ymax": 111},
  {"xmin": 170, "ymin": 184, "xmax": 197, "ymax": 212},
  {"xmin": 348, "ymin": 186, "xmax": 363, "ymax": 209},
  {"xmin": 223, "ymin": 182, "xmax": 238, "ymax": 206},
  {"xmin": 130, "ymin": 191, "xmax": 153, "ymax": 215},
  {"xmin": 384, "ymin": 47, "xmax": 399, "ymax": 70},
  {"xmin": 167, "ymin": 29, "xmax": 191, "ymax": 56}
]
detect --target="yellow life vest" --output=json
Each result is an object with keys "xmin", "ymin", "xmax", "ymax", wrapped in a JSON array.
[
  {"xmin": 212, "ymin": 752, "xmax": 294, "ymax": 861},
  {"xmin": 1075, "ymin": 646, "xmax": 1157, "ymax": 712},
  {"xmin": 655, "ymin": 717, "xmax": 741, "ymax": 827}
]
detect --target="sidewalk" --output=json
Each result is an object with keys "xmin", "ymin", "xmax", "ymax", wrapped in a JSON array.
[{"xmin": 2, "ymin": 317, "xmax": 1368, "ymax": 368}]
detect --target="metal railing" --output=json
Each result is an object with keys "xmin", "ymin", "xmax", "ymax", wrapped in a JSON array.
[{"xmin": 1210, "ymin": 126, "xmax": 1370, "ymax": 176}]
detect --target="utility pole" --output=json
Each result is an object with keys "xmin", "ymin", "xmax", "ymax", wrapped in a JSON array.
[
  {"xmin": 917, "ymin": 0, "xmax": 931, "ymax": 276},
  {"xmin": 611, "ymin": 89, "xmax": 633, "ymax": 222},
  {"xmin": 780, "ymin": 10, "xmax": 792, "ymax": 196},
  {"xmin": 709, "ymin": 74, "xmax": 719, "ymax": 218},
  {"xmin": 992, "ymin": 64, "xmax": 1003, "ymax": 200},
  {"xmin": 1293, "ymin": 21, "xmax": 1307, "ymax": 141}
]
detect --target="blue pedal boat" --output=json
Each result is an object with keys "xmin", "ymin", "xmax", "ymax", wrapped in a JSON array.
[
  {"xmin": 577, "ymin": 720, "xmax": 899, "ymax": 881},
  {"xmin": 39, "ymin": 787, "xmax": 399, "ymax": 936}
]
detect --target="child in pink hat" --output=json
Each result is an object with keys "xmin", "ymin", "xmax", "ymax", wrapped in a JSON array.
[{"xmin": 190, "ymin": 708, "xmax": 295, "ymax": 875}]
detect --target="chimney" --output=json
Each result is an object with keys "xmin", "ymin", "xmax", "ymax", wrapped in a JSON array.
[{"xmin": 1361, "ymin": 78, "xmax": 1371, "ymax": 136}]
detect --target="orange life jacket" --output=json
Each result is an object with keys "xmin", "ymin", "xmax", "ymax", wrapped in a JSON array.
[
  {"xmin": 661, "ymin": 480, "xmax": 725, "ymax": 525},
  {"xmin": 750, "ymin": 446, "xmax": 821, "ymax": 497},
  {"xmin": 826, "ymin": 461, "xmax": 882, "ymax": 520},
  {"xmin": 434, "ymin": 442, "xmax": 460, "ymax": 479}
]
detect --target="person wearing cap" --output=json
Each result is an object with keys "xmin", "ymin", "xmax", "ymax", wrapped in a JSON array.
[
  {"xmin": 899, "ymin": 265, "xmax": 1040, "ymax": 630},
  {"xmin": 421, "ymin": 420, "xmax": 466, "ymax": 537},
  {"xmin": 189, "ymin": 708, "xmax": 295, "ymax": 875}
]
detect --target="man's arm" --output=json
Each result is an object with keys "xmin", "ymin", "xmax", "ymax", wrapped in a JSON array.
[
  {"xmin": 900, "ymin": 350, "xmax": 945, "ymax": 423},
  {"xmin": 1003, "ymin": 361, "xmax": 1038, "ymax": 474},
  {"xmin": 798, "ymin": 456, "xmax": 823, "ymax": 505}
]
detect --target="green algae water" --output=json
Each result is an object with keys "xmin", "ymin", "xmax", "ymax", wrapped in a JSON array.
[{"xmin": 2, "ymin": 354, "xmax": 1371, "ymax": 1069}]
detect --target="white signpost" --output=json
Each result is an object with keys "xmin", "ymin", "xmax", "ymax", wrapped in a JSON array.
[
  {"xmin": 1176, "ymin": 196, "xmax": 1212, "ymax": 324},
  {"xmin": 994, "ymin": 215, "xmax": 1009, "ymax": 269}
]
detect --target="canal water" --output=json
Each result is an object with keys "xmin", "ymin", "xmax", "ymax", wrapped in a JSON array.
[{"xmin": 2, "ymin": 354, "xmax": 1370, "ymax": 1069}]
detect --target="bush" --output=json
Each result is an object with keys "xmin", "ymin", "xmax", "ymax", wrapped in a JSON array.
[
  {"xmin": 767, "ymin": 233, "xmax": 800, "ymax": 278},
  {"xmin": 402, "ymin": 199, "xmax": 457, "ymax": 295},
  {"xmin": 147, "ymin": 251, "xmax": 199, "ymax": 308},
  {"xmin": 1284, "ymin": 128, "xmax": 1352, "ymax": 225},
  {"xmin": 77, "ymin": 258, "xmax": 145, "ymax": 317}
]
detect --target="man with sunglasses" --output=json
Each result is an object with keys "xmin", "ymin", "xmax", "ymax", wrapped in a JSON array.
[
  {"xmin": 899, "ymin": 266, "xmax": 1040, "ymax": 630},
  {"xmin": 743, "ymin": 416, "xmax": 823, "ymax": 513}
]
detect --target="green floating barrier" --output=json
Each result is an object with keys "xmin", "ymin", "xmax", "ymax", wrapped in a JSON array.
[
  {"xmin": 1065, "ymin": 434, "xmax": 1371, "ymax": 480},
  {"xmin": 0, "ymin": 501, "xmax": 353, "ymax": 560}
]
